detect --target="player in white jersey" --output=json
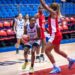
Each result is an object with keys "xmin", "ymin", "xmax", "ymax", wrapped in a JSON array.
[
  {"xmin": 22, "ymin": 17, "xmax": 41, "ymax": 73},
  {"xmin": 14, "ymin": 13, "xmax": 25, "ymax": 54}
]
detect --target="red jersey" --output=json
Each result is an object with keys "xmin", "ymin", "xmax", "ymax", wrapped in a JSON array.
[
  {"xmin": 48, "ymin": 16, "xmax": 62, "ymax": 45},
  {"xmin": 38, "ymin": 12, "xmax": 45, "ymax": 39}
]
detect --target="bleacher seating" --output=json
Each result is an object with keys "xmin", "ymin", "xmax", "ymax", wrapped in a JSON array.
[
  {"xmin": 0, "ymin": 0, "xmax": 75, "ymax": 47},
  {"xmin": 0, "ymin": 22, "xmax": 3, "ymax": 30},
  {"xmin": 0, "ymin": 0, "xmax": 75, "ymax": 18},
  {"xmin": 0, "ymin": 18, "xmax": 74, "ymax": 47},
  {"xmin": 0, "ymin": 20, "xmax": 16, "ymax": 47},
  {"xmin": 0, "ymin": 21, "xmax": 15, "ymax": 41},
  {"xmin": 0, "ymin": 0, "xmax": 55, "ymax": 4}
]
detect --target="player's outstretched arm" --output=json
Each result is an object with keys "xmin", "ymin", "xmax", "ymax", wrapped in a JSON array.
[{"xmin": 40, "ymin": 0, "xmax": 56, "ymax": 14}]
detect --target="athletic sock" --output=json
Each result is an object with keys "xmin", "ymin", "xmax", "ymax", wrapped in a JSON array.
[
  {"xmin": 25, "ymin": 59, "xmax": 28, "ymax": 62},
  {"xmin": 16, "ymin": 48, "xmax": 19, "ymax": 54}
]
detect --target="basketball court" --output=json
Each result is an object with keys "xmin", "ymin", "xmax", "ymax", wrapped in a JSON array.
[{"xmin": 0, "ymin": 43, "xmax": 75, "ymax": 75}]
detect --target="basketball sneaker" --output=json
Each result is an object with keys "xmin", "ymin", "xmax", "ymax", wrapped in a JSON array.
[
  {"xmin": 36, "ymin": 56, "xmax": 40, "ymax": 63},
  {"xmin": 49, "ymin": 66, "xmax": 61, "ymax": 74},
  {"xmin": 68, "ymin": 59, "xmax": 75, "ymax": 69},
  {"xmin": 29, "ymin": 67, "xmax": 34, "ymax": 73},
  {"xmin": 40, "ymin": 54, "xmax": 45, "ymax": 62},
  {"xmin": 22, "ymin": 62, "xmax": 29, "ymax": 69}
]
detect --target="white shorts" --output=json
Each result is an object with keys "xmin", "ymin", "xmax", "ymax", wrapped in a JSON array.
[
  {"xmin": 44, "ymin": 32, "xmax": 51, "ymax": 42},
  {"xmin": 44, "ymin": 32, "xmax": 51, "ymax": 38},
  {"xmin": 16, "ymin": 30, "xmax": 24, "ymax": 39}
]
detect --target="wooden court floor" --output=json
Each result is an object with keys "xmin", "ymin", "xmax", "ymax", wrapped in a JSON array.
[{"xmin": 0, "ymin": 43, "xmax": 75, "ymax": 75}]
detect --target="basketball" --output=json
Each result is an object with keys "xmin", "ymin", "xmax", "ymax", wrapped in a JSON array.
[{"xmin": 22, "ymin": 35, "xmax": 30, "ymax": 42}]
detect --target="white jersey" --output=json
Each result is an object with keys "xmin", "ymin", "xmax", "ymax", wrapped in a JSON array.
[
  {"xmin": 16, "ymin": 19, "xmax": 25, "ymax": 31},
  {"xmin": 16, "ymin": 19, "xmax": 25, "ymax": 39},
  {"xmin": 26, "ymin": 24, "xmax": 38, "ymax": 44}
]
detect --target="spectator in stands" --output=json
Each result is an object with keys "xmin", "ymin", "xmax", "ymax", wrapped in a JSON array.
[
  {"xmin": 14, "ymin": 13, "xmax": 25, "ymax": 54},
  {"xmin": 40, "ymin": 0, "xmax": 75, "ymax": 74}
]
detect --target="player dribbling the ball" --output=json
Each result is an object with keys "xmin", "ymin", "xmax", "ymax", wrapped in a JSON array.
[{"xmin": 22, "ymin": 17, "xmax": 41, "ymax": 73}]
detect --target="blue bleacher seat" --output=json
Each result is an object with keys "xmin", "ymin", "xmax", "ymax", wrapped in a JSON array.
[{"xmin": 0, "ymin": 0, "xmax": 75, "ymax": 18}]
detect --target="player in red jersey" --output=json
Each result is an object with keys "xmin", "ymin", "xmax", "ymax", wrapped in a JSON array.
[
  {"xmin": 40, "ymin": 0, "xmax": 75, "ymax": 74},
  {"xmin": 35, "ymin": 6, "xmax": 46, "ymax": 62}
]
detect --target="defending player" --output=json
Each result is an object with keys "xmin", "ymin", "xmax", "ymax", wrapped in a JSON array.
[
  {"xmin": 40, "ymin": 0, "xmax": 75, "ymax": 74},
  {"xmin": 35, "ymin": 6, "xmax": 46, "ymax": 62}
]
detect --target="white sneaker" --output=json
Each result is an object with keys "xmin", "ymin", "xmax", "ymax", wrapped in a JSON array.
[{"xmin": 29, "ymin": 67, "xmax": 34, "ymax": 73}]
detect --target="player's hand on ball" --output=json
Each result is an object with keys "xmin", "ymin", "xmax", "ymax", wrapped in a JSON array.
[{"xmin": 22, "ymin": 35, "xmax": 30, "ymax": 43}]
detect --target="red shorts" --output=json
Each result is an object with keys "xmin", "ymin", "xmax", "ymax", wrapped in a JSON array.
[
  {"xmin": 52, "ymin": 32, "xmax": 62, "ymax": 45},
  {"xmin": 40, "ymin": 28, "xmax": 45, "ymax": 40}
]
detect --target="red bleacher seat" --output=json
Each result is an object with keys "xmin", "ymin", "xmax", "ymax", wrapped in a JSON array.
[
  {"xmin": 0, "ymin": 30, "xmax": 7, "ymax": 36},
  {"xmin": 3, "ymin": 21, "xmax": 10, "ymax": 28},
  {"xmin": 10, "ymin": 20, "xmax": 13, "ymax": 27},
  {"xmin": 0, "ymin": 22, "xmax": 3, "ymax": 28},
  {"xmin": 65, "ymin": 17, "xmax": 70, "ymax": 22},
  {"xmin": 59, "ymin": 25, "xmax": 63, "ymax": 31},
  {"xmin": 0, "ymin": 29, "xmax": 15, "ymax": 41},
  {"xmin": 62, "ymin": 21, "xmax": 68, "ymax": 30},
  {"xmin": 62, "ymin": 20, "xmax": 72, "ymax": 34},
  {"xmin": 6, "ymin": 29, "xmax": 15, "ymax": 39},
  {"xmin": 63, "ymin": 24, "xmax": 68, "ymax": 30},
  {"xmin": 7, "ymin": 29, "xmax": 15, "ymax": 36},
  {"xmin": 70, "ymin": 17, "xmax": 75, "ymax": 24},
  {"xmin": 70, "ymin": 17, "xmax": 75, "ymax": 21},
  {"xmin": 0, "ymin": 30, "xmax": 8, "ymax": 41}
]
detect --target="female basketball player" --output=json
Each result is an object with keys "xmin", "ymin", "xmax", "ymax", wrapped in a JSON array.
[
  {"xmin": 40, "ymin": 0, "xmax": 75, "ymax": 74},
  {"xmin": 22, "ymin": 17, "xmax": 41, "ymax": 73},
  {"xmin": 24, "ymin": 14, "xmax": 30, "ymax": 25},
  {"xmin": 35, "ymin": 6, "xmax": 46, "ymax": 62},
  {"xmin": 14, "ymin": 13, "xmax": 25, "ymax": 54}
]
